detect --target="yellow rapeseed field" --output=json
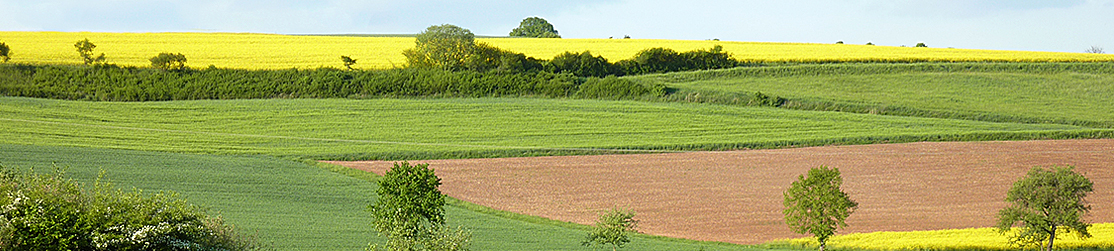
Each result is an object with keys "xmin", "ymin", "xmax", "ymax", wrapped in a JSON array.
[
  {"xmin": 777, "ymin": 223, "xmax": 1114, "ymax": 251},
  {"xmin": 3, "ymin": 31, "xmax": 1113, "ymax": 70}
]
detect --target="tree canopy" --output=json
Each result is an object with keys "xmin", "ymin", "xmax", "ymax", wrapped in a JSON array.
[
  {"xmin": 783, "ymin": 166, "xmax": 858, "ymax": 251},
  {"xmin": 509, "ymin": 17, "xmax": 561, "ymax": 38},
  {"xmin": 0, "ymin": 42, "xmax": 10, "ymax": 62},
  {"xmin": 368, "ymin": 162, "xmax": 471, "ymax": 251},
  {"xmin": 404, "ymin": 24, "xmax": 477, "ymax": 70},
  {"xmin": 149, "ymin": 52, "xmax": 188, "ymax": 71},
  {"xmin": 582, "ymin": 208, "xmax": 637, "ymax": 251},
  {"xmin": 74, "ymin": 38, "xmax": 106, "ymax": 65},
  {"xmin": 996, "ymin": 166, "xmax": 1093, "ymax": 251}
]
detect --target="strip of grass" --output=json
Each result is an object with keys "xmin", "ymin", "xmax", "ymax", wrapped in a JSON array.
[
  {"xmin": 0, "ymin": 144, "xmax": 777, "ymax": 251},
  {"xmin": 631, "ymin": 63, "xmax": 1114, "ymax": 127},
  {"xmin": 0, "ymin": 96, "xmax": 1104, "ymax": 160}
]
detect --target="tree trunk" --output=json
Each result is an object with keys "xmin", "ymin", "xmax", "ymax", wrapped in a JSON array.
[
  {"xmin": 1046, "ymin": 225, "xmax": 1057, "ymax": 251},
  {"xmin": 819, "ymin": 240, "xmax": 826, "ymax": 251}
]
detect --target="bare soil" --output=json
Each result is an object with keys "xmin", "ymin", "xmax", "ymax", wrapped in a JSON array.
[{"xmin": 327, "ymin": 139, "xmax": 1114, "ymax": 244}]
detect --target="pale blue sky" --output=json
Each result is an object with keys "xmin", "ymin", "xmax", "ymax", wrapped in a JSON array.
[{"xmin": 2, "ymin": 0, "xmax": 1112, "ymax": 52}]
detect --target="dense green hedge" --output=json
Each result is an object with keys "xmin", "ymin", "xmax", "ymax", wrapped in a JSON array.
[
  {"xmin": 0, "ymin": 64, "xmax": 661, "ymax": 101},
  {"xmin": 637, "ymin": 62, "xmax": 1114, "ymax": 83}
]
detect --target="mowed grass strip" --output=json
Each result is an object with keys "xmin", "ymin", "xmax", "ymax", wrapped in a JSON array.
[
  {"xmin": 0, "ymin": 144, "xmax": 776, "ymax": 251},
  {"xmin": 0, "ymin": 96, "xmax": 1100, "ymax": 160},
  {"xmin": 2, "ymin": 31, "xmax": 1112, "ymax": 70},
  {"xmin": 635, "ymin": 63, "xmax": 1114, "ymax": 127}
]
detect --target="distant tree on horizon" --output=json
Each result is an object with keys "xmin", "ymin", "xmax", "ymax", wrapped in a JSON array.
[
  {"xmin": 509, "ymin": 17, "xmax": 560, "ymax": 38},
  {"xmin": 0, "ymin": 42, "xmax": 10, "ymax": 62},
  {"xmin": 1085, "ymin": 46, "xmax": 1105, "ymax": 54}
]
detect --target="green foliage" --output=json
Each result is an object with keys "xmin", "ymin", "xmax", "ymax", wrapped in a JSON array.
[
  {"xmin": 74, "ymin": 38, "xmax": 106, "ymax": 65},
  {"xmin": 996, "ymin": 166, "xmax": 1093, "ymax": 251},
  {"xmin": 368, "ymin": 162, "xmax": 470, "ymax": 251},
  {"xmin": 577, "ymin": 76, "xmax": 661, "ymax": 99},
  {"xmin": 548, "ymin": 51, "xmax": 620, "ymax": 77},
  {"xmin": 0, "ymin": 42, "xmax": 9, "ymax": 62},
  {"xmin": 583, "ymin": 208, "xmax": 638, "ymax": 251},
  {"xmin": 915, "ymin": 42, "xmax": 928, "ymax": 48},
  {"xmin": 619, "ymin": 46, "xmax": 738, "ymax": 75},
  {"xmin": 404, "ymin": 24, "xmax": 476, "ymax": 70},
  {"xmin": 509, "ymin": 17, "xmax": 561, "ymax": 38},
  {"xmin": 149, "ymin": 52, "xmax": 188, "ymax": 71},
  {"xmin": 0, "ymin": 164, "xmax": 262, "ymax": 250},
  {"xmin": 342, "ymin": 56, "xmax": 358, "ymax": 70},
  {"xmin": 783, "ymin": 166, "xmax": 858, "ymax": 251}
]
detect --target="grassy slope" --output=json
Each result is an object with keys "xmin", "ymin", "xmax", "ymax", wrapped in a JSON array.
[
  {"xmin": 0, "ymin": 96, "xmax": 1102, "ymax": 160},
  {"xmin": 0, "ymin": 144, "xmax": 772, "ymax": 251},
  {"xmin": 633, "ymin": 63, "xmax": 1114, "ymax": 127}
]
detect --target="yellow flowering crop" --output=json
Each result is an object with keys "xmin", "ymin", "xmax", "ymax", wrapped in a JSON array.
[
  {"xmin": 2, "ymin": 31, "xmax": 1113, "ymax": 70},
  {"xmin": 775, "ymin": 223, "xmax": 1114, "ymax": 251}
]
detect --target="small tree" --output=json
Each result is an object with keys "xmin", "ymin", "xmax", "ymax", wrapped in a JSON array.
[
  {"xmin": 509, "ymin": 17, "xmax": 561, "ymax": 38},
  {"xmin": 783, "ymin": 166, "xmax": 858, "ymax": 251},
  {"xmin": 74, "ymin": 38, "xmax": 106, "ymax": 65},
  {"xmin": 996, "ymin": 166, "xmax": 1093, "ymax": 251},
  {"xmin": 368, "ymin": 162, "xmax": 470, "ymax": 251},
  {"xmin": 403, "ymin": 24, "xmax": 476, "ymax": 70},
  {"xmin": 583, "ymin": 208, "xmax": 638, "ymax": 251},
  {"xmin": 341, "ymin": 55, "xmax": 358, "ymax": 70},
  {"xmin": 915, "ymin": 42, "xmax": 928, "ymax": 48},
  {"xmin": 0, "ymin": 42, "xmax": 10, "ymax": 62},
  {"xmin": 1084, "ymin": 46, "xmax": 1105, "ymax": 54},
  {"xmin": 150, "ymin": 52, "xmax": 188, "ymax": 71}
]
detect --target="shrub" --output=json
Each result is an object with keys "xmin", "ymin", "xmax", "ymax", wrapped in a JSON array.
[
  {"xmin": 74, "ymin": 39, "xmax": 106, "ymax": 65},
  {"xmin": 915, "ymin": 42, "xmax": 928, "ymax": 48},
  {"xmin": 341, "ymin": 55, "xmax": 357, "ymax": 70},
  {"xmin": 404, "ymin": 24, "xmax": 476, "ymax": 70},
  {"xmin": 0, "ymin": 165, "xmax": 262, "ymax": 250},
  {"xmin": 0, "ymin": 42, "xmax": 9, "ymax": 62},
  {"xmin": 547, "ymin": 51, "xmax": 620, "ymax": 78},
  {"xmin": 149, "ymin": 52, "xmax": 188, "ymax": 71},
  {"xmin": 619, "ymin": 46, "xmax": 737, "ymax": 75}
]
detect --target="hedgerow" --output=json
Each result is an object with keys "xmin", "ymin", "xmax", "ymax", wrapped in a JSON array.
[{"xmin": 0, "ymin": 64, "xmax": 657, "ymax": 102}]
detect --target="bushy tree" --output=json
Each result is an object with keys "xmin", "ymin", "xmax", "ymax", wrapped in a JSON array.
[
  {"xmin": 341, "ymin": 55, "xmax": 358, "ymax": 70},
  {"xmin": 0, "ymin": 165, "xmax": 262, "ymax": 250},
  {"xmin": 74, "ymin": 38, "xmax": 106, "ymax": 65},
  {"xmin": 0, "ymin": 42, "xmax": 10, "ymax": 62},
  {"xmin": 996, "ymin": 166, "xmax": 1093, "ymax": 251},
  {"xmin": 915, "ymin": 42, "xmax": 928, "ymax": 48},
  {"xmin": 149, "ymin": 52, "xmax": 188, "ymax": 71},
  {"xmin": 547, "ymin": 51, "xmax": 619, "ymax": 77},
  {"xmin": 783, "ymin": 166, "xmax": 857, "ymax": 251},
  {"xmin": 368, "ymin": 162, "xmax": 471, "ymax": 251},
  {"xmin": 404, "ymin": 24, "xmax": 476, "ymax": 70},
  {"xmin": 509, "ymin": 17, "xmax": 560, "ymax": 38},
  {"xmin": 582, "ymin": 208, "xmax": 637, "ymax": 251}
]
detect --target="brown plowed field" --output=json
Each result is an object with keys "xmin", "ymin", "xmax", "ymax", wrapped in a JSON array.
[{"xmin": 327, "ymin": 139, "xmax": 1114, "ymax": 244}]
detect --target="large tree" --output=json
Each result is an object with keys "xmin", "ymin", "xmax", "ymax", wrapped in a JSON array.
[
  {"xmin": 783, "ymin": 166, "xmax": 857, "ymax": 251},
  {"xmin": 582, "ymin": 208, "xmax": 637, "ymax": 251},
  {"xmin": 403, "ymin": 24, "xmax": 476, "ymax": 70},
  {"xmin": 509, "ymin": 17, "xmax": 560, "ymax": 38},
  {"xmin": 996, "ymin": 166, "xmax": 1093, "ymax": 251}
]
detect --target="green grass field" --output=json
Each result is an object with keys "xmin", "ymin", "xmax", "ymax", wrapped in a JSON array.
[
  {"xmin": 631, "ymin": 63, "xmax": 1114, "ymax": 127},
  {"xmin": 0, "ymin": 96, "xmax": 1105, "ymax": 160},
  {"xmin": 0, "ymin": 144, "xmax": 777, "ymax": 251}
]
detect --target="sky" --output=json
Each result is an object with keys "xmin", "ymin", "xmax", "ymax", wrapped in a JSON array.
[{"xmin": 1, "ymin": 0, "xmax": 1112, "ymax": 53}]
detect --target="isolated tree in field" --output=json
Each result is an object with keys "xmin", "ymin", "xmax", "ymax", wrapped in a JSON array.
[
  {"xmin": 509, "ymin": 17, "xmax": 561, "ymax": 38},
  {"xmin": 341, "ymin": 55, "xmax": 357, "ymax": 70},
  {"xmin": 783, "ymin": 166, "xmax": 858, "ymax": 251},
  {"xmin": 0, "ymin": 42, "xmax": 10, "ymax": 62},
  {"xmin": 368, "ymin": 162, "xmax": 471, "ymax": 251},
  {"xmin": 583, "ymin": 208, "xmax": 638, "ymax": 251},
  {"xmin": 74, "ymin": 38, "xmax": 106, "ymax": 65},
  {"xmin": 404, "ymin": 24, "xmax": 476, "ymax": 70},
  {"xmin": 996, "ymin": 166, "xmax": 1093, "ymax": 251},
  {"xmin": 149, "ymin": 52, "xmax": 188, "ymax": 71},
  {"xmin": 915, "ymin": 42, "xmax": 928, "ymax": 48},
  {"xmin": 1084, "ymin": 46, "xmax": 1105, "ymax": 54}
]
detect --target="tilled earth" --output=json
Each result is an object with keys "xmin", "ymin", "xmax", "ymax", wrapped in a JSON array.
[{"xmin": 328, "ymin": 139, "xmax": 1114, "ymax": 244}]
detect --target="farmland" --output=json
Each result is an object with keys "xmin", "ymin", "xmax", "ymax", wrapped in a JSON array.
[
  {"xmin": 3, "ymin": 30, "xmax": 1114, "ymax": 251},
  {"xmin": 2, "ymin": 31, "xmax": 1114, "ymax": 70}
]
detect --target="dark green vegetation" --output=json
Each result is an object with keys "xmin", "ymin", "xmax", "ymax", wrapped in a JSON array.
[
  {"xmin": 510, "ymin": 17, "xmax": 561, "ymax": 38},
  {"xmin": 74, "ymin": 39, "xmax": 106, "ymax": 66},
  {"xmin": 0, "ymin": 164, "xmax": 261, "ymax": 250},
  {"xmin": 783, "ymin": 166, "xmax": 858, "ymax": 251},
  {"xmin": 0, "ymin": 144, "xmax": 781, "ymax": 251},
  {"xmin": 0, "ymin": 42, "xmax": 9, "ymax": 62},
  {"xmin": 583, "ymin": 208, "xmax": 639, "ymax": 251},
  {"xmin": 149, "ymin": 52, "xmax": 188, "ymax": 71},
  {"xmin": 631, "ymin": 62, "xmax": 1114, "ymax": 128},
  {"xmin": 0, "ymin": 64, "xmax": 656, "ymax": 101},
  {"xmin": 2, "ymin": 96, "xmax": 1102, "ymax": 160},
  {"xmin": 997, "ymin": 166, "xmax": 1094, "ymax": 251}
]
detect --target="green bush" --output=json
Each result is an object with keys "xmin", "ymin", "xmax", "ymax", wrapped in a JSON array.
[
  {"xmin": 576, "ymin": 76, "xmax": 660, "ymax": 99},
  {"xmin": 618, "ymin": 46, "xmax": 738, "ymax": 75},
  {"xmin": 150, "ymin": 52, "xmax": 188, "ymax": 71},
  {"xmin": 547, "ymin": 51, "xmax": 620, "ymax": 78},
  {"xmin": 0, "ymin": 165, "xmax": 262, "ymax": 250}
]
